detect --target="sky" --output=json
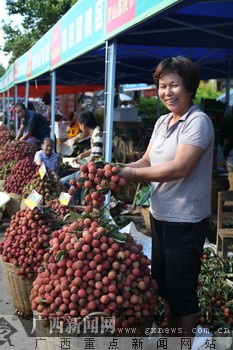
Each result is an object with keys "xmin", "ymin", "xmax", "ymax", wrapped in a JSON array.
[{"xmin": 0, "ymin": 0, "xmax": 22, "ymax": 69}]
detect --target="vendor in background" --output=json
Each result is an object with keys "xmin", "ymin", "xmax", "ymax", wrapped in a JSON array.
[
  {"xmin": 66, "ymin": 111, "xmax": 80, "ymax": 138},
  {"xmin": 14, "ymin": 102, "xmax": 50, "ymax": 149},
  {"xmin": 118, "ymin": 56, "xmax": 214, "ymax": 347},
  {"xmin": 56, "ymin": 111, "xmax": 87, "ymax": 157},
  {"xmin": 59, "ymin": 110, "xmax": 103, "ymax": 191},
  {"xmin": 34, "ymin": 137, "xmax": 60, "ymax": 180},
  {"xmin": 9, "ymin": 101, "xmax": 15, "ymax": 128}
]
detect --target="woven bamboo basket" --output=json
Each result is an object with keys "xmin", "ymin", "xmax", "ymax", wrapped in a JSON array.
[
  {"xmin": 0, "ymin": 180, "xmax": 5, "ymax": 191},
  {"xmin": 0, "ymin": 257, "xmax": 34, "ymax": 315},
  {"xmin": 5, "ymin": 192, "xmax": 22, "ymax": 217},
  {"xmin": 141, "ymin": 206, "xmax": 151, "ymax": 233}
]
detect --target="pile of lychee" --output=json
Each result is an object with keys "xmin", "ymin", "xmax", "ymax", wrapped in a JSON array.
[
  {"xmin": 0, "ymin": 160, "xmax": 17, "ymax": 180},
  {"xmin": 30, "ymin": 211, "xmax": 158, "ymax": 331},
  {"xmin": 68, "ymin": 160, "xmax": 126, "ymax": 211},
  {"xmin": 22, "ymin": 170, "xmax": 65, "ymax": 203},
  {"xmin": 0, "ymin": 206, "xmax": 63, "ymax": 279},
  {"xmin": 4, "ymin": 157, "xmax": 39, "ymax": 194},
  {"xmin": 0, "ymin": 126, "xmax": 15, "ymax": 146},
  {"xmin": 47, "ymin": 198, "xmax": 84, "ymax": 220},
  {"xmin": 0, "ymin": 140, "xmax": 36, "ymax": 166}
]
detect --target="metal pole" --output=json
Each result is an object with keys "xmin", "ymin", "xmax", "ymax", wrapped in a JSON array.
[
  {"xmin": 104, "ymin": 39, "xmax": 117, "ymax": 163},
  {"xmin": 3, "ymin": 92, "xmax": 6, "ymax": 125},
  {"xmin": 7, "ymin": 89, "xmax": 10, "ymax": 129},
  {"xmin": 0, "ymin": 93, "xmax": 2, "ymax": 116},
  {"xmin": 25, "ymin": 81, "xmax": 30, "ymax": 107},
  {"xmin": 103, "ymin": 42, "xmax": 109, "ymax": 157},
  {"xmin": 14, "ymin": 85, "xmax": 19, "ymax": 133},
  {"xmin": 104, "ymin": 40, "xmax": 117, "ymax": 209},
  {"xmin": 50, "ymin": 70, "xmax": 56, "ymax": 142}
]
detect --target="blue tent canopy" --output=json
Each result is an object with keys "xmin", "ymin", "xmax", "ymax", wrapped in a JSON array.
[{"xmin": 31, "ymin": 0, "xmax": 233, "ymax": 87}]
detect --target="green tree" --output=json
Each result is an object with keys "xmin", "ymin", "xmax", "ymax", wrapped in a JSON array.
[
  {"xmin": 0, "ymin": 64, "xmax": 6, "ymax": 77},
  {"xmin": 2, "ymin": 0, "xmax": 78, "ymax": 65},
  {"xmin": 135, "ymin": 97, "xmax": 169, "ymax": 126},
  {"xmin": 194, "ymin": 81, "xmax": 221, "ymax": 106}
]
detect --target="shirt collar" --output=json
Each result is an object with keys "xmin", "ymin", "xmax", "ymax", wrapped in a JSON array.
[{"xmin": 178, "ymin": 104, "xmax": 197, "ymax": 122}]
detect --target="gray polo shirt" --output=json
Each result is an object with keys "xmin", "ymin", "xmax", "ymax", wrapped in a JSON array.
[{"xmin": 149, "ymin": 105, "xmax": 214, "ymax": 223}]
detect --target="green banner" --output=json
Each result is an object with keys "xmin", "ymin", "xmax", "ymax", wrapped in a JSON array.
[
  {"xmin": 14, "ymin": 52, "xmax": 28, "ymax": 84},
  {"xmin": 28, "ymin": 30, "xmax": 51, "ymax": 79},
  {"xmin": 51, "ymin": 0, "xmax": 106, "ymax": 69},
  {"xmin": 0, "ymin": 64, "xmax": 14, "ymax": 91}
]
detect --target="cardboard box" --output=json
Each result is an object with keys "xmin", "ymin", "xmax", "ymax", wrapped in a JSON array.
[{"xmin": 114, "ymin": 108, "xmax": 138, "ymax": 122}]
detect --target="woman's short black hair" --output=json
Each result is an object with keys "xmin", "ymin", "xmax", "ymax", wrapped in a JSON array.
[
  {"xmin": 78, "ymin": 111, "xmax": 97, "ymax": 129},
  {"xmin": 153, "ymin": 56, "xmax": 200, "ymax": 98},
  {"xmin": 14, "ymin": 102, "xmax": 26, "ymax": 110}
]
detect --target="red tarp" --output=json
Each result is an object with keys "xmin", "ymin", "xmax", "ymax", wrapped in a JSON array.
[{"xmin": 1, "ymin": 84, "xmax": 104, "ymax": 98}]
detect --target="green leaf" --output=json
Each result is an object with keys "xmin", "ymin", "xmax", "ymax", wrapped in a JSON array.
[
  {"xmin": 135, "ymin": 185, "xmax": 151, "ymax": 206},
  {"xmin": 94, "ymin": 159, "xmax": 107, "ymax": 167},
  {"xmin": 98, "ymin": 187, "xmax": 109, "ymax": 195},
  {"xmin": 77, "ymin": 177, "xmax": 87, "ymax": 184},
  {"xmin": 106, "ymin": 230, "xmax": 127, "ymax": 243},
  {"xmin": 80, "ymin": 187, "xmax": 88, "ymax": 203},
  {"xmin": 70, "ymin": 211, "xmax": 80, "ymax": 221},
  {"xmin": 55, "ymin": 250, "xmax": 67, "ymax": 262}
]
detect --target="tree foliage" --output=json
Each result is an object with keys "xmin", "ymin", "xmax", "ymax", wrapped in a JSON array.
[
  {"xmin": 194, "ymin": 81, "xmax": 221, "ymax": 106},
  {"xmin": 0, "ymin": 64, "xmax": 6, "ymax": 77},
  {"xmin": 2, "ymin": 0, "xmax": 78, "ymax": 65}
]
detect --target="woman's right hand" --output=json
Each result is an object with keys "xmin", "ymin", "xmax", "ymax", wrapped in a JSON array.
[{"xmin": 118, "ymin": 166, "xmax": 136, "ymax": 183}]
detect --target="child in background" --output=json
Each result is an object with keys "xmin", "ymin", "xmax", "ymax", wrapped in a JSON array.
[{"xmin": 34, "ymin": 137, "xmax": 60, "ymax": 179}]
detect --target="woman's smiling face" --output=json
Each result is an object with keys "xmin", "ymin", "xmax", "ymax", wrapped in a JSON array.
[{"xmin": 158, "ymin": 72, "xmax": 193, "ymax": 118}]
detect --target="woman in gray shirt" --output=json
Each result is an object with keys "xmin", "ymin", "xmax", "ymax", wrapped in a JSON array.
[{"xmin": 119, "ymin": 56, "xmax": 214, "ymax": 346}]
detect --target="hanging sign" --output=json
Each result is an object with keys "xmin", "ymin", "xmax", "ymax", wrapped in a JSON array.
[
  {"xmin": 39, "ymin": 162, "xmax": 47, "ymax": 180},
  {"xmin": 24, "ymin": 190, "xmax": 43, "ymax": 210},
  {"xmin": 59, "ymin": 192, "xmax": 71, "ymax": 206}
]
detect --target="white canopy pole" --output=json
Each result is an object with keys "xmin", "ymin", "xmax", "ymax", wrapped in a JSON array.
[
  {"xmin": 3, "ymin": 92, "xmax": 6, "ymax": 124},
  {"xmin": 104, "ymin": 39, "xmax": 117, "ymax": 163},
  {"xmin": 14, "ymin": 84, "xmax": 19, "ymax": 133},
  {"xmin": 50, "ymin": 70, "xmax": 56, "ymax": 143},
  {"xmin": 104, "ymin": 39, "xmax": 117, "ymax": 209},
  {"xmin": 7, "ymin": 89, "xmax": 10, "ymax": 129},
  {"xmin": 25, "ymin": 81, "xmax": 30, "ymax": 107}
]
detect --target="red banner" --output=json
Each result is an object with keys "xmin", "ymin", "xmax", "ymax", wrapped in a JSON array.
[
  {"xmin": 51, "ymin": 24, "xmax": 62, "ymax": 66},
  {"xmin": 26, "ymin": 51, "xmax": 33, "ymax": 78},
  {"xmin": 106, "ymin": 0, "xmax": 136, "ymax": 34}
]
